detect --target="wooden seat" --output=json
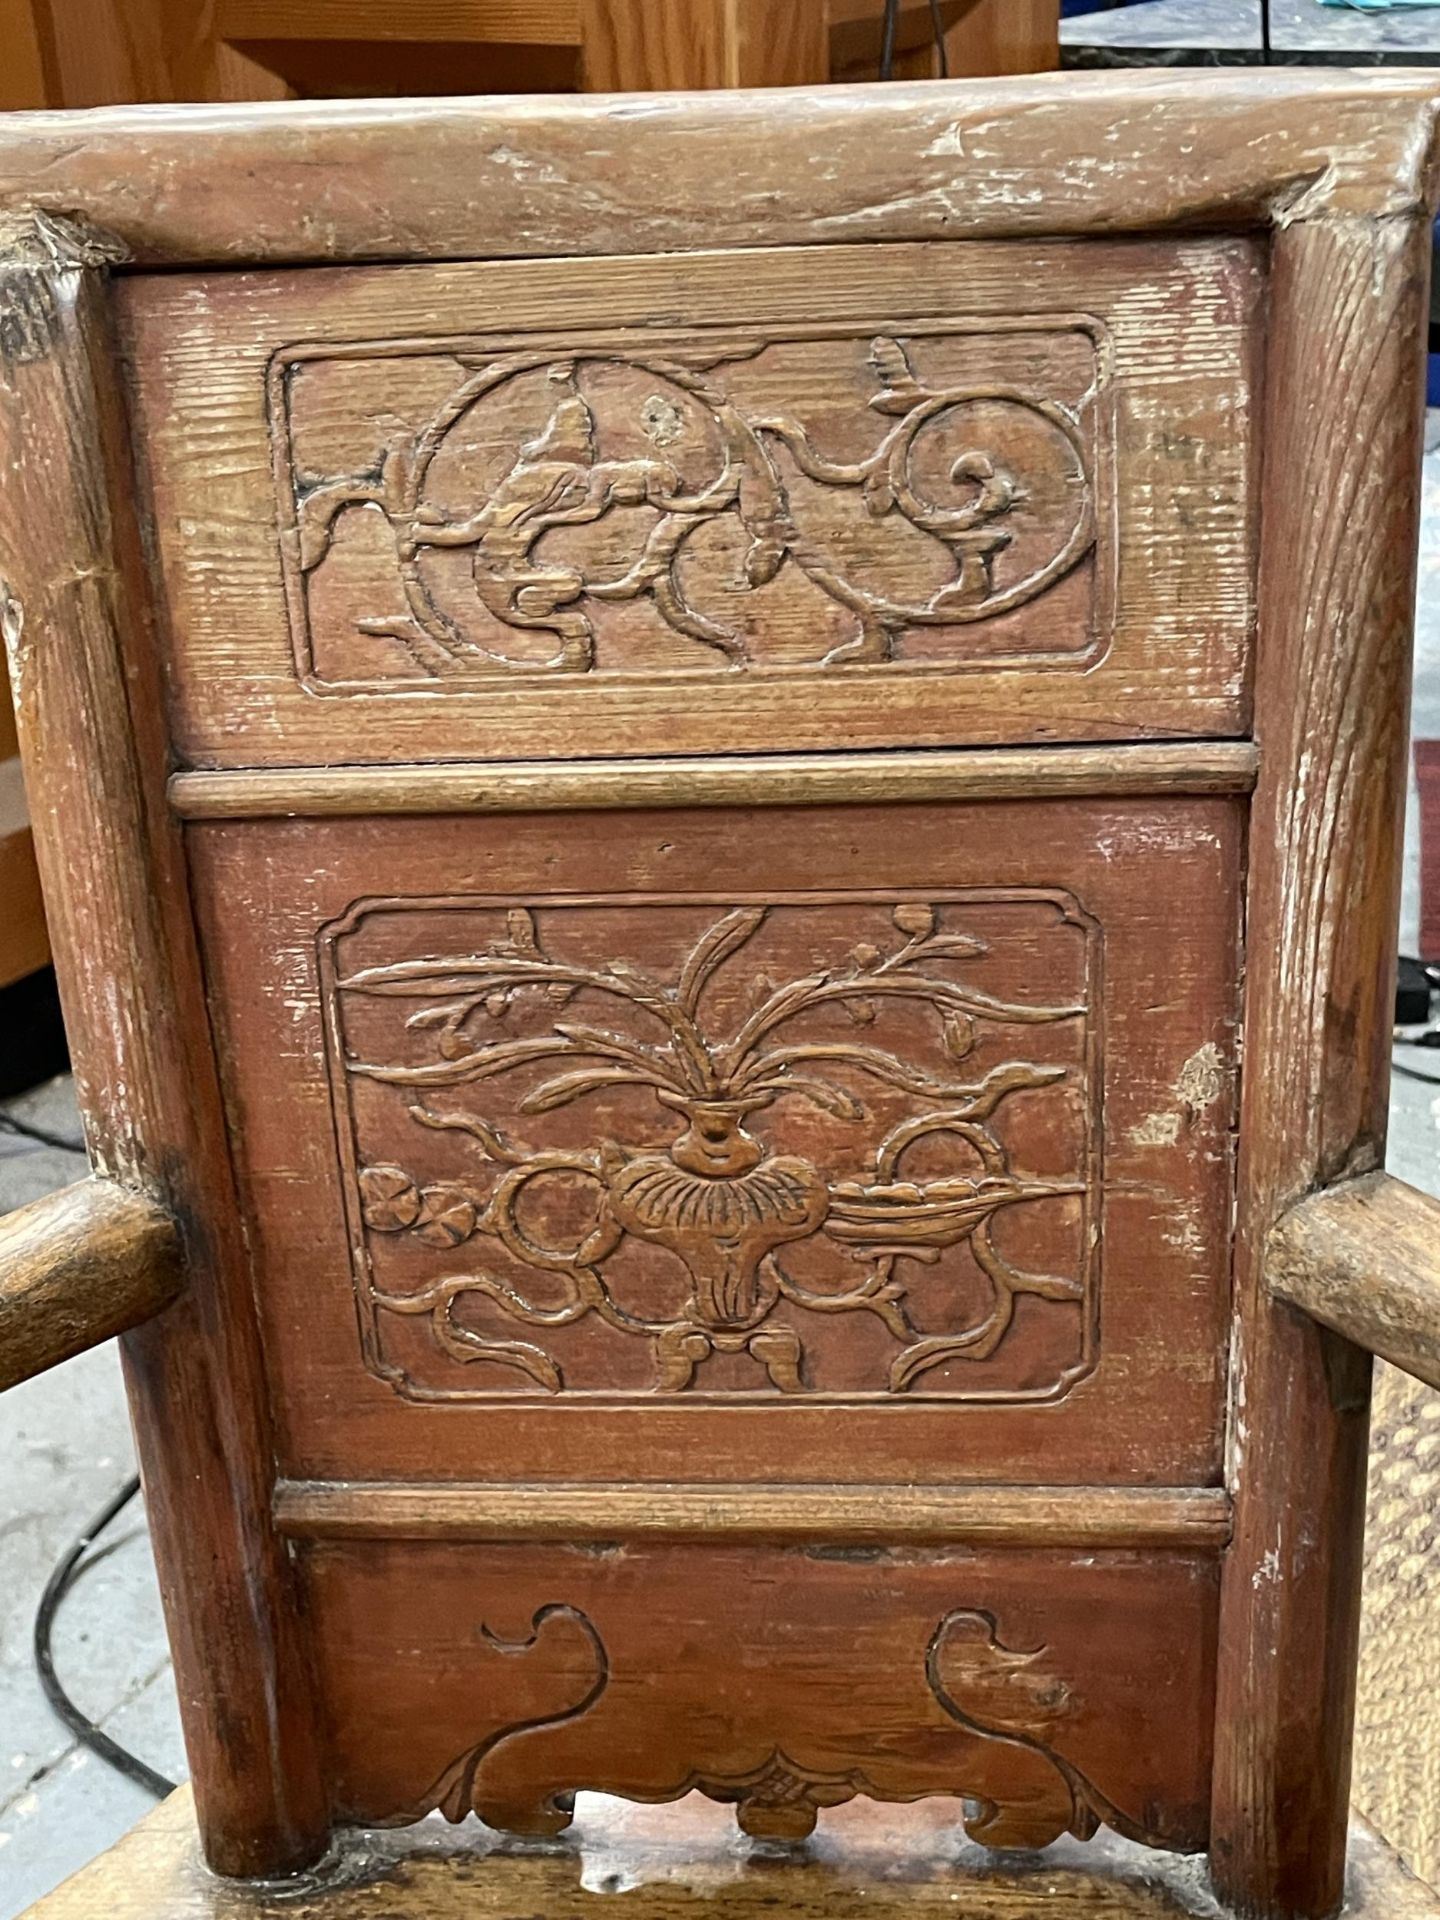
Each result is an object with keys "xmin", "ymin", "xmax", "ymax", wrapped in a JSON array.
[
  {"xmin": 2, "ymin": 71, "xmax": 1440, "ymax": 1920},
  {"xmin": 20, "ymin": 1794, "xmax": 1440, "ymax": 1920}
]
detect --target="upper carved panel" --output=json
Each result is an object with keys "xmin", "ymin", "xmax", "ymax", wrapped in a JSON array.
[
  {"xmin": 271, "ymin": 320, "xmax": 1104, "ymax": 687},
  {"xmin": 323, "ymin": 890, "xmax": 1096, "ymax": 1402}
]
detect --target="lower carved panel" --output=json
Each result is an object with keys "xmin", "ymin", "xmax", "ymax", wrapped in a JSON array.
[
  {"xmin": 325, "ymin": 888, "xmax": 1096, "ymax": 1403},
  {"xmin": 302, "ymin": 1542, "xmax": 1216, "ymax": 1851}
]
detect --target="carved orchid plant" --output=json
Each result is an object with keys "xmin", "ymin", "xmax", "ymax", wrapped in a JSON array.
[{"xmin": 341, "ymin": 903, "xmax": 1086, "ymax": 1393}]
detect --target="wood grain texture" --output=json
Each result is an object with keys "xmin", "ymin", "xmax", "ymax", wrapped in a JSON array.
[
  {"xmin": 1268, "ymin": 1173, "xmax": 1440, "ymax": 1393},
  {"xmin": 120, "ymin": 237, "xmax": 1260, "ymax": 765},
  {"xmin": 217, "ymin": 0, "xmax": 583, "ymax": 42},
  {"xmin": 0, "ymin": 1179, "xmax": 181, "ymax": 1391},
  {"xmin": 29, "ymin": 0, "xmax": 292, "ymax": 106},
  {"xmin": 830, "ymin": 0, "xmax": 972, "ymax": 82},
  {"xmin": 945, "ymin": 0, "xmax": 1059, "ymax": 77},
  {"xmin": 0, "ymin": 73, "xmax": 1436, "ymax": 266},
  {"xmin": 187, "ymin": 796, "xmax": 1241, "ymax": 1485},
  {"xmin": 168, "ymin": 743, "xmax": 1260, "ymax": 819},
  {"xmin": 1211, "ymin": 213, "xmax": 1433, "ymax": 1919},
  {"xmin": 0, "ymin": 0, "xmax": 50, "ymax": 109},
  {"xmin": 0, "ymin": 214, "xmax": 327, "ymax": 1876},
  {"xmin": 273, "ymin": 1480, "xmax": 1232, "ymax": 1546},
  {"xmin": 302, "ymin": 1541, "xmax": 1217, "ymax": 1847},
  {"xmin": 580, "ymin": 0, "xmax": 828, "ymax": 87},
  {"xmin": 27, "ymin": 1793, "xmax": 1439, "ymax": 1920}
]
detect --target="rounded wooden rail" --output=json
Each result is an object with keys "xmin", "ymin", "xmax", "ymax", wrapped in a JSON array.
[
  {"xmin": 0, "ymin": 1178, "xmax": 182, "ymax": 1391},
  {"xmin": 1267, "ymin": 1171, "xmax": 1440, "ymax": 1391}
]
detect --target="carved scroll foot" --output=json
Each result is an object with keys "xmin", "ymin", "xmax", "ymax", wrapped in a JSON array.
[
  {"xmin": 962, "ymin": 1796, "xmax": 1076, "ymax": 1851},
  {"xmin": 474, "ymin": 1789, "xmax": 576, "ymax": 1838},
  {"xmin": 737, "ymin": 1798, "xmax": 819, "ymax": 1842}
]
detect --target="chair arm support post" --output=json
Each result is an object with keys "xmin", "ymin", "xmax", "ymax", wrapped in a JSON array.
[
  {"xmin": 0, "ymin": 1178, "xmax": 183, "ymax": 1391},
  {"xmin": 1267, "ymin": 1171, "xmax": 1440, "ymax": 1391}
]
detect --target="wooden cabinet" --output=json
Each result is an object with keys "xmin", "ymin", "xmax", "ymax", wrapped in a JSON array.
[
  {"xmin": 0, "ymin": 72, "xmax": 1436, "ymax": 1920},
  {"xmin": 6, "ymin": 0, "xmax": 1057, "ymax": 104}
]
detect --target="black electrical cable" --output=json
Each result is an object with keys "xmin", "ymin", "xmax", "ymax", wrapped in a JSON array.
[
  {"xmin": 877, "ymin": 0, "xmax": 947, "ymax": 81},
  {"xmin": 879, "ymin": 0, "xmax": 900, "ymax": 79},
  {"xmin": 1393, "ymin": 1053, "xmax": 1440, "ymax": 1087},
  {"xmin": 0, "ymin": 1111, "xmax": 86, "ymax": 1155},
  {"xmin": 927, "ymin": 0, "xmax": 949, "ymax": 76},
  {"xmin": 34, "ymin": 1476, "xmax": 179, "ymax": 1801}
]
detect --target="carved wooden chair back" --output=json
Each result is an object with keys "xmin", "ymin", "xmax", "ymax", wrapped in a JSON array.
[{"xmin": 2, "ymin": 73, "xmax": 1440, "ymax": 1920}]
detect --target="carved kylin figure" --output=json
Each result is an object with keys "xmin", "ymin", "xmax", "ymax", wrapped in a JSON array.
[
  {"xmin": 339, "ymin": 901, "xmax": 1088, "ymax": 1393},
  {"xmin": 288, "ymin": 334, "xmax": 1093, "ymax": 675}
]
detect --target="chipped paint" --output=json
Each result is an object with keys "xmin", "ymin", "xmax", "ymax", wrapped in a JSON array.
[
  {"xmin": 1129, "ymin": 1043, "xmax": 1229, "ymax": 1150},
  {"xmin": 1130, "ymin": 1111, "xmax": 1182, "ymax": 1150},
  {"xmin": 1177, "ymin": 1042, "xmax": 1227, "ymax": 1117}
]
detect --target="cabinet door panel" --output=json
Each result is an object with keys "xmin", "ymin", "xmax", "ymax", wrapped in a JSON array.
[
  {"xmin": 122, "ymin": 235, "xmax": 1259, "ymax": 766},
  {"xmin": 301, "ymin": 1540, "xmax": 1218, "ymax": 1851},
  {"xmin": 189, "ymin": 794, "xmax": 1241, "ymax": 1484}
]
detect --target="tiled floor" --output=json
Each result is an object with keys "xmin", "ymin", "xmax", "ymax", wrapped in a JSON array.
[
  {"xmin": 0, "ymin": 1081, "xmax": 186, "ymax": 1918},
  {"xmin": 4, "ymin": 425, "xmax": 1440, "ymax": 1918}
]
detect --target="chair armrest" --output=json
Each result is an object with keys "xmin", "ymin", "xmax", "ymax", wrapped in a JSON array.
[
  {"xmin": 1267, "ymin": 1171, "xmax": 1440, "ymax": 1390},
  {"xmin": 0, "ymin": 1178, "xmax": 182, "ymax": 1391}
]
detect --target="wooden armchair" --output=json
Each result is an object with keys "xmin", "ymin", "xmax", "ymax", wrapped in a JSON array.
[{"xmin": 2, "ymin": 72, "xmax": 1439, "ymax": 1920}]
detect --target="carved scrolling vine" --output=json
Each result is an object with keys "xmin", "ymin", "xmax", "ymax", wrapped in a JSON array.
[
  {"xmin": 276, "ymin": 329, "xmax": 1097, "ymax": 678},
  {"xmin": 327, "ymin": 893, "xmax": 1094, "ymax": 1398},
  {"xmin": 397, "ymin": 1603, "xmax": 1166, "ymax": 1850}
]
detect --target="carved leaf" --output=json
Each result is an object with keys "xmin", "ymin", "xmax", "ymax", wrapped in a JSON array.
[
  {"xmin": 677, "ymin": 907, "xmax": 768, "ymax": 1015},
  {"xmin": 920, "ymin": 933, "xmax": 989, "ymax": 961},
  {"xmin": 866, "ymin": 335, "xmax": 927, "ymax": 414},
  {"xmin": 763, "ymin": 1074, "xmax": 866, "ymax": 1121},
  {"xmin": 520, "ymin": 1068, "xmax": 666, "ymax": 1114},
  {"xmin": 407, "ymin": 1001, "xmax": 470, "ymax": 1031},
  {"xmin": 742, "ymin": 1041, "xmax": 1024, "ymax": 1104}
]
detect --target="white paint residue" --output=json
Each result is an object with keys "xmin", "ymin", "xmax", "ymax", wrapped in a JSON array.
[
  {"xmin": 1176, "ymin": 1041, "xmax": 1226, "ymax": 1117},
  {"xmin": 924, "ymin": 122, "xmax": 966, "ymax": 159}
]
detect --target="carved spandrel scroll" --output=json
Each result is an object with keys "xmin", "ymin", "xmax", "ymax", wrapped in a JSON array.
[
  {"xmin": 395, "ymin": 1604, "xmax": 1159, "ymax": 1849},
  {"xmin": 322, "ymin": 890, "xmax": 1098, "ymax": 1401},
  {"xmin": 272, "ymin": 321, "xmax": 1104, "ymax": 686},
  {"xmin": 307, "ymin": 1546, "xmax": 1213, "ymax": 1854}
]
